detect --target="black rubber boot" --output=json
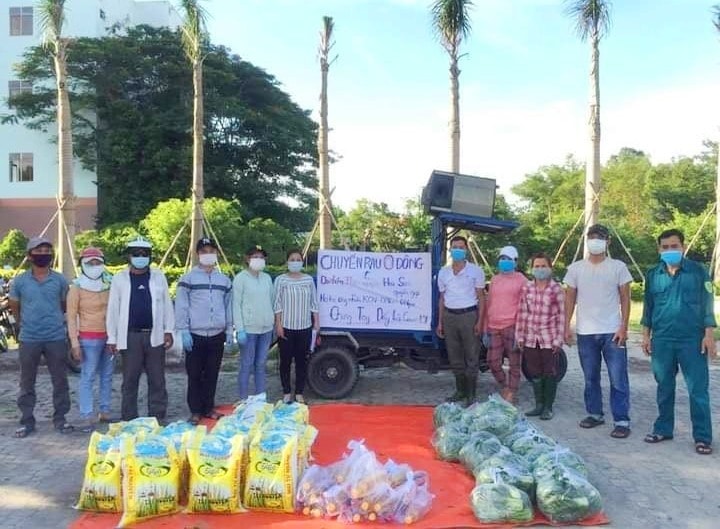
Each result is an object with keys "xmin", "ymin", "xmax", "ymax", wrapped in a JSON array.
[
  {"xmin": 446, "ymin": 373, "xmax": 466, "ymax": 403},
  {"xmin": 525, "ymin": 378, "xmax": 544, "ymax": 416},
  {"xmin": 540, "ymin": 377, "xmax": 557, "ymax": 420},
  {"xmin": 465, "ymin": 373, "xmax": 478, "ymax": 407}
]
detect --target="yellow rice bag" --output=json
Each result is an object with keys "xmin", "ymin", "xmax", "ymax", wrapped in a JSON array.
[
  {"xmin": 272, "ymin": 401, "xmax": 309, "ymax": 425},
  {"xmin": 244, "ymin": 427, "xmax": 299, "ymax": 512},
  {"xmin": 119, "ymin": 435, "xmax": 180, "ymax": 528},
  {"xmin": 75, "ymin": 432, "xmax": 123, "ymax": 513},
  {"xmin": 158, "ymin": 421, "xmax": 206, "ymax": 506},
  {"xmin": 186, "ymin": 433, "xmax": 245, "ymax": 514},
  {"xmin": 108, "ymin": 417, "xmax": 160, "ymax": 437}
]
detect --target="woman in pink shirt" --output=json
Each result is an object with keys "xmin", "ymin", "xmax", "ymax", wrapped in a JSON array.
[
  {"xmin": 485, "ymin": 245, "xmax": 527, "ymax": 403},
  {"xmin": 515, "ymin": 253, "xmax": 565, "ymax": 420}
]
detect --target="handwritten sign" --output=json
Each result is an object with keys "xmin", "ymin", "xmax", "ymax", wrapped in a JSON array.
[{"xmin": 317, "ymin": 250, "xmax": 432, "ymax": 331}]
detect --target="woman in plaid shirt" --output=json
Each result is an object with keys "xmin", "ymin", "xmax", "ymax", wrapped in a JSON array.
[{"xmin": 515, "ymin": 253, "xmax": 565, "ymax": 420}]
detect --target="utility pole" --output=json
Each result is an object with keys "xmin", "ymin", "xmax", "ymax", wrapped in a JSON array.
[{"xmin": 318, "ymin": 16, "xmax": 335, "ymax": 249}]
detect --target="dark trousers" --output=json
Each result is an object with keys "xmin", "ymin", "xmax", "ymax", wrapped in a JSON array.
[
  {"xmin": 121, "ymin": 331, "xmax": 167, "ymax": 420},
  {"xmin": 523, "ymin": 345, "xmax": 557, "ymax": 378},
  {"xmin": 185, "ymin": 332, "xmax": 225, "ymax": 415},
  {"xmin": 18, "ymin": 340, "xmax": 70, "ymax": 428},
  {"xmin": 279, "ymin": 327, "xmax": 311, "ymax": 394}
]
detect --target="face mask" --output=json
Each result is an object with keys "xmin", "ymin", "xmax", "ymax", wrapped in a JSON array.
[
  {"xmin": 288, "ymin": 261, "xmax": 303, "ymax": 273},
  {"xmin": 31, "ymin": 254, "xmax": 53, "ymax": 268},
  {"xmin": 660, "ymin": 250, "xmax": 682, "ymax": 266},
  {"xmin": 131, "ymin": 256, "xmax": 150, "ymax": 269},
  {"xmin": 532, "ymin": 268, "xmax": 552, "ymax": 281},
  {"xmin": 82, "ymin": 263, "xmax": 105, "ymax": 280},
  {"xmin": 587, "ymin": 239, "xmax": 607, "ymax": 255},
  {"xmin": 450, "ymin": 248, "xmax": 466, "ymax": 261},
  {"xmin": 498, "ymin": 259, "xmax": 515, "ymax": 273},
  {"xmin": 198, "ymin": 253, "xmax": 218, "ymax": 267},
  {"xmin": 249, "ymin": 257, "xmax": 266, "ymax": 271}
]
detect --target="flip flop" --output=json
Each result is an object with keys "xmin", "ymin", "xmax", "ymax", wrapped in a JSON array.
[
  {"xmin": 695, "ymin": 442, "xmax": 712, "ymax": 455},
  {"xmin": 14, "ymin": 425, "xmax": 35, "ymax": 438},
  {"xmin": 55, "ymin": 422, "xmax": 75, "ymax": 434},
  {"xmin": 203, "ymin": 411, "xmax": 225, "ymax": 420},
  {"xmin": 188, "ymin": 414, "xmax": 201, "ymax": 426},
  {"xmin": 579, "ymin": 416, "xmax": 605, "ymax": 429},
  {"xmin": 644, "ymin": 433, "xmax": 673, "ymax": 443},
  {"xmin": 610, "ymin": 426, "xmax": 631, "ymax": 439}
]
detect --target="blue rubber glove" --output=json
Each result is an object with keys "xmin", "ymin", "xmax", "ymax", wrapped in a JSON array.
[
  {"xmin": 181, "ymin": 330, "xmax": 193, "ymax": 352},
  {"xmin": 235, "ymin": 330, "xmax": 248, "ymax": 345},
  {"xmin": 224, "ymin": 332, "xmax": 233, "ymax": 354}
]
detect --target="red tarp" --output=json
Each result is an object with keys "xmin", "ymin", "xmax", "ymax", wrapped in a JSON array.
[{"xmin": 71, "ymin": 404, "xmax": 609, "ymax": 529}]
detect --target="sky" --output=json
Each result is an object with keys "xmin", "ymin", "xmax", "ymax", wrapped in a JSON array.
[{"xmin": 203, "ymin": 0, "xmax": 720, "ymax": 211}]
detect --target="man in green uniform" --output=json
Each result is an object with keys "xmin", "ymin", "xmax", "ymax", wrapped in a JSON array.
[{"xmin": 641, "ymin": 228, "xmax": 716, "ymax": 455}]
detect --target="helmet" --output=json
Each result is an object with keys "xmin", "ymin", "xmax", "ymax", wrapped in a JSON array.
[
  {"xmin": 79, "ymin": 247, "xmax": 105, "ymax": 262},
  {"xmin": 126, "ymin": 236, "xmax": 152, "ymax": 250}
]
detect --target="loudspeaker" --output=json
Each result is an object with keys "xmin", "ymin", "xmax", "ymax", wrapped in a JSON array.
[{"xmin": 421, "ymin": 170, "xmax": 496, "ymax": 217}]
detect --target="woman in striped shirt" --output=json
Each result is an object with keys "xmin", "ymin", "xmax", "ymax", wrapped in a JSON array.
[{"xmin": 274, "ymin": 249, "xmax": 319, "ymax": 404}]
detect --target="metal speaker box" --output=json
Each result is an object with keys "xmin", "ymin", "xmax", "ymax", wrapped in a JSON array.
[{"xmin": 421, "ymin": 170, "xmax": 497, "ymax": 217}]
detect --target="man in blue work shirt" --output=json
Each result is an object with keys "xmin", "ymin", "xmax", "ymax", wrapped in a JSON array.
[
  {"xmin": 9, "ymin": 236, "xmax": 73, "ymax": 437},
  {"xmin": 175, "ymin": 237, "xmax": 233, "ymax": 425},
  {"xmin": 641, "ymin": 228, "xmax": 717, "ymax": 455}
]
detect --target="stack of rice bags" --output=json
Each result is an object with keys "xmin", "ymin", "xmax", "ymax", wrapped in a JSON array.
[
  {"xmin": 295, "ymin": 439, "xmax": 434, "ymax": 524},
  {"xmin": 432, "ymin": 394, "xmax": 603, "ymax": 524}
]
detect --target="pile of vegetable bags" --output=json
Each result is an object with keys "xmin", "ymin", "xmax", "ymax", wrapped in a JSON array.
[
  {"xmin": 296, "ymin": 439, "xmax": 434, "ymax": 524},
  {"xmin": 433, "ymin": 394, "xmax": 603, "ymax": 524}
]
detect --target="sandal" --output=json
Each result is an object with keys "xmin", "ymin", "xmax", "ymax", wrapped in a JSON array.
[
  {"xmin": 203, "ymin": 411, "xmax": 225, "ymax": 420},
  {"xmin": 644, "ymin": 433, "xmax": 673, "ymax": 443},
  {"xmin": 14, "ymin": 425, "xmax": 35, "ymax": 438},
  {"xmin": 55, "ymin": 422, "xmax": 75, "ymax": 434},
  {"xmin": 695, "ymin": 442, "xmax": 713, "ymax": 455},
  {"xmin": 188, "ymin": 414, "xmax": 201, "ymax": 426},
  {"xmin": 579, "ymin": 416, "xmax": 605, "ymax": 429},
  {"xmin": 610, "ymin": 426, "xmax": 631, "ymax": 439}
]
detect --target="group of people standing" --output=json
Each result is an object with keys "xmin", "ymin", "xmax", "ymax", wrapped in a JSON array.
[
  {"xmin": 9, "ymin": 236, "xmax": 318, "ymax": 438},
  {"xmin": 438, "ymin": 224, "xmax": 715, "ymax": 455}
]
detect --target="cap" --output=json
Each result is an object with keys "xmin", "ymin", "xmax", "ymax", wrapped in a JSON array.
[
  {"xmin": 79, "ymin": 247, "xmax": 105, "ymax": 261},
  {"xmin": 498, "ymin": 245, "xmax": 519, "ymax": 260},
  {"xmin": 196, "ymin": 237, "xmax": 218, "ymax": 252},
  {"xmin": 246, "ymin": 245, "xmax": 267, "ymax": 257},
  {"xmin": 126, "ymin": 236, "xmax": 152, "ymax": 250},
  {"xmin": 587, "ymin": 224, "xmax": 610, "ymax": 239},
  {"xmin": 26, "ymin": 236, "xmax": 52, "ymax": 252}
]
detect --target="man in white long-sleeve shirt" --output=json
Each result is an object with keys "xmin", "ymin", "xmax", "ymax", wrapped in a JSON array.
[{"xmin": 106, "ymin": 237, "xmax": 174, "ymax": 421}]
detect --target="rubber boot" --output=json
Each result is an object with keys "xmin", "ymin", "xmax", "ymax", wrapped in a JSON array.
[
  {"xmin": 446, "ymin": 373, "xmax": 466, "ymax": 403},
  {"xmin": 540, "ymin": 377, "xmax": 557, "ymax": 420},
  {"xmin": 465, "ymin": 373, "xmax": 478, "ymax": 407},
  {"xmin": 525, "ymin": 378, "xmax": 544, "ymax": 416}
]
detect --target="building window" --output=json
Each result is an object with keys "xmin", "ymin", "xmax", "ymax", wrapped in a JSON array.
[
  {"xmin": 9, "ymin": 153, "xmax": 33, "ymax": 182},
  {"xmin": 8, "ymin": 80, "xmax": 32, "ymax": 99},
  {"xmin": 9, "ymin": 6, "xmax": 33, "ymax": 36}
]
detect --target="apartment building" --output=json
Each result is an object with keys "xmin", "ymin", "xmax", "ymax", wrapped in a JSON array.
[{"xmin": 0, "ymin": 0, "xmax": 181, "ymax": 238}]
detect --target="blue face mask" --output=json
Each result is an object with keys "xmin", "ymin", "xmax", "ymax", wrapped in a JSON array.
[
  {"xmin": 532, "ymin": 268, "xmax": 552, "ymax": 280},
  {"xmin": 450, "ymin": 248, "xmax": 466, "ymax": 261},
  {"xmin": 498, "ymin": 259, "xmax": 515, "ymax": 273},
  {"xmin": 287, "ymin": 261, "xmax": 303, "ymax": 273},
  {"xmin": 660, "ymin": 250, "xmax": 682, "ymax": 266},
  {"xmin": 131, "ymin": 256, "xmax": 150, "ymax": 269}
]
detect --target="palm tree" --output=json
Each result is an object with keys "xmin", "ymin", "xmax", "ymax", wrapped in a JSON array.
[
  {"xmin": 38, "ymin": 0, "xmax": 75, "ymax": 278},
  {"xmin": 431, "ymin": 0, "xmax": 473, "ymax": 174},
  {"xmin": 179, "ymin": 0, "xmax": 208, "ymax": 265},
  {"xmin": 318, "ymin": 16, "xmax": 335, "ymax": 250},
  {"xmin": 713, "ymin": 5, "xmax": 720, "ymax": 278},
  {"xmin": 565, "ymin": 0, "xmax": 612, "ymax": 234}
]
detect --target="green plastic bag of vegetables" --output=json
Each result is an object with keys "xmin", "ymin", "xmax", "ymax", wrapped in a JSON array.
[
  {"xmin": 431, "ymin": 422, "xmax": 469, "ymax": 462},
  {"xmin": 536, "ymin": 465, "xmax": 602, "ymax": 523},
  {"xmin": 462, "ymin": 395, "xmax": 519, "ymax": 437},
  {"xmin": 458, "ymin": 432, "xmax": 501, "ymax": 470},
  {"xmin": 510, "ymin": 430, "xmax": 556, "ymax": 457},
  {"xmin": 532, "ymin": 447, "xmax": 588, "ymax": 480},
  {"xmin": 474, "ymin": 462, "xmax": 535, "ymax": 501},
  {"xmin": 433, "ymin": 402, "xmax": 464, "ymax": 428},
  {"xmin": 470, "ymin": 480, "xmax": 533, "ymax": 523}
]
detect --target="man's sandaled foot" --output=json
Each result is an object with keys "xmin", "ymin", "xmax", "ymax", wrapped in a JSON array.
[
  {"xmin": 78, "ymin": 419, "xmax": 96, "ymax": 433},
  {"xmin": 14, "ymin": 425, "xmax": 35, "ymax": 438},
  {"xmin": 188, "ymin": 414, "xmax": 201, "ymax": 426},
  {"xmin": 579, "ymin": 416, "xmax": 605, "ymax": 428},
  {"xmin": 203, "ymin": 411, "xmax": 224, "ymax": 420},
  {"xmin": 55, "ymin": 422, "xmax": 75, "ymax": 434},
  {"xmin": 644, "ymin": 433, "xmax": 673, "ymax": 443},
  {"xmin": 695, "ymin": 442, "xmax": 712, "ymax": 455},
  {"xmin": 610, "ymin": 426, "xmax": 631, "ymax": 439}
]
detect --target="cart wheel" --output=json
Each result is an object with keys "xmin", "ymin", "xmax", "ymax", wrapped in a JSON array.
[
  {"xmin": 307, "ymin": 345, "xmax": 360, "ymax": 399},
  {"xmin": 521, "ymin": 348, "xmax": 568, "ymax": 382}
]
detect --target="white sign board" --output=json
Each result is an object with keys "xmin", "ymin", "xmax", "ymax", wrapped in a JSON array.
[{"xmin": 317, "ymin": 250, "xmax": 432, "ymax": 331}]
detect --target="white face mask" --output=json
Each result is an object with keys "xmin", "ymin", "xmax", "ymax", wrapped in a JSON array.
[
  {"xmin": 198, "ymin": 253, "xmax": 218, "ymax": 267},
  {"xmin": 249, "ymin": 257, "xmax": 266, "ymax": 271},
  {"xmin": 82, "ymin": 263, "xmax": 104, "ymax": 280},
  {"xmin": 587, "ymin": 239, "xmax": 607, "ymax": 255}
]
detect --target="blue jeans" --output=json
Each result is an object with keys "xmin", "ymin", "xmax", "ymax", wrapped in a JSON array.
[
  {"xmin": 237, "ymin": 331, "xmax": 272, "ymax": 399},
  {"xmin": 78, "ymin": 338, "xmax": 114, "ymax": 420},
  {"xmin": 576, "ymin": 333, "xmax": 630, "ymax": 427}
]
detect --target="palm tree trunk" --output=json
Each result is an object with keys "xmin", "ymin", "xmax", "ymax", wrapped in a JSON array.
[
  {"xmin": 318, "ymin": 27, "xmax": 332, "ymax": 250},
  {"xmin": 449, "ymin": 55, "xmax": 460, "ymax": 174},
  {"xmin": 55, "ymin": 45, "xmax": 75, "ymax": 279},
  {"xmin": 189, "ymin": 61, "xmax": 204, "ymax": 264},
  {"xmin": 585, "ymin": 34, "xmax": 601, "ymax": 240}
]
